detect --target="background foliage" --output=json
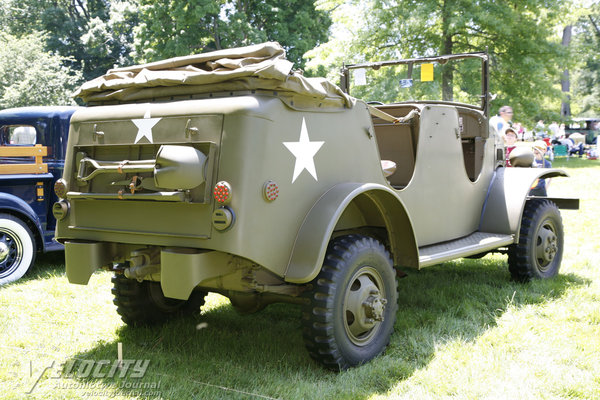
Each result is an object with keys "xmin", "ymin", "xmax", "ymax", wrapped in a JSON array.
[
  {"xmin": 0, "ymin": 32, "xmax": 82, "ymax": 108},
  {"xmin": 0, "ymin": 0, "xmax": 597, "ymax": 123},
  {"xmin": 305, "ymin": 0, "xmax": 594, "ymax": 124},
  {"xmin": 572, "ymin": 1, "xmax": 600, "ymax": 117},
  {"xmin": 134, "ymin": 0, "xmax": 331, "ymax": 69}
]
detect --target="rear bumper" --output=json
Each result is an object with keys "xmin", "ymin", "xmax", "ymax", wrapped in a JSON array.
[{"xmin": 65, "ymin": 240, "xmax": 235, "ymax": 301}]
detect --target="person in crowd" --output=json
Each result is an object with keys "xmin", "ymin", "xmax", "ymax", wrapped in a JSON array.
[
  {"xmin": 489, "ymin": 105, "xmax": 513, "ymax": 139},
  {"xmin": 534, "ymin": 120, "xmax": 546, "ymax": 136},
  {"xmin": 529, "ymin": 140, "xmax": 552, "ymax": 197},
  {"xmin": 504, "ymin": 128, "xmax": 518, "ymax": 167},
  {"xmin": 10, "ymin": 126, "xmax": 36, "ymax": 144},
  {"xmin": 512, "ymin": 122, "xmax": 525, "ymax": 140},
  {"xmin": 558, "ymin": 123, "xmax": 566, "ymax": 139},
  {"xmin": 542, "ymin": 136, "xmax": 553, "ymax": 160},
  {"xmin": 568, "ymin": 138, "xmax": 585, "ymax": 157},
  {"xmin": 548, "ymin": 121, "xmax": 559, "ymax": 139}
]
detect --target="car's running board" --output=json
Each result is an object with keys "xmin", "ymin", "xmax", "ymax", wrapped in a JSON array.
[{"xmin": 418, "ymin": 232, "xmax": 514, "ymax": 268}]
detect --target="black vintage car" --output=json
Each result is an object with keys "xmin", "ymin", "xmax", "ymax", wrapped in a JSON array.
[{"xmin": 0, "ymin": 106, "xmax": 79, "ymax": 284}]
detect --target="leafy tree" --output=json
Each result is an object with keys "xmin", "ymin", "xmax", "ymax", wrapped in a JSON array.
[
  {"xmin": 133, "ymin": 0, "xmax": 221, "ymax": 62},
  {"xmin": 134, "ymin": 0, "xmax": 331, "ymax": 69},
  {"xmin": 43, "ymin": 0, "xmax": 139, "ymax": 80},
  {"xmin": 3, "ymin": 0, "xmax": 328, "ymax": 81},
  {"xmin": 0, "ymin": 32, "xmax": 82, "ymax": 108},
  {"xmin": 1, "ymin": 0, "xmax": 138, "ymax": 81},
  {"xmin": 572, "ymin": 2, "xmax": 600, "ymax": 117},
  {"xmin": 223, "ymin": 0, "xmax": 332, "ymax": 70},
  {"xmin": 307, "ymin": 0, "xmax": 572, "ymax": 125}
]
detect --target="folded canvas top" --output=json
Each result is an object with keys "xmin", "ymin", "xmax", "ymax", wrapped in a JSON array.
[{"xmin": 75, "ymin": 42, "xmax": 354, "ymax": 110}]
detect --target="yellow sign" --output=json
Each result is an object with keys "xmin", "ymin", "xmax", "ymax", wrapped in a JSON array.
[{"xmin": 421, "ymin": 63, "xmax": 434, "ymax": 82}]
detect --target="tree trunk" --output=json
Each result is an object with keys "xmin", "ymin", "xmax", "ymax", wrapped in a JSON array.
[
  {"xmin": 441, "ymin": 35, "xmax": 453, "ymax": 101},
  {"xmin": 213, "ymin": 17, "xmax": 222, "ymax": 50},
  {"xmin": 589, "ymin": 15, "xmax": 600, "ymax": 39},
  {"xmin": 560, "ymin": 25, "xmax": 572, "ymax": 119},
  {"xmin": 440, "ymin": 0, "xmax": 453, "ymax": 101}
]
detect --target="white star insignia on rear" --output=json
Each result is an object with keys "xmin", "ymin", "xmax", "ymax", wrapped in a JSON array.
[
  {"xmin": 132, "ymin": 109, "xmax": 161, "ymax": 144},
  {"xmin": 283, "ymin": 118, "xmax": 324, "ymax": 183}
]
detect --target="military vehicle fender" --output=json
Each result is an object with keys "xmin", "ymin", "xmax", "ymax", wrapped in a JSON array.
[
  {"xmin": 480, "ymin": 167, "xmax": 569, "ymax": 236},
  {"xmin": 284, "ymin": 182, "xmax": 418, "ymax": 283}
]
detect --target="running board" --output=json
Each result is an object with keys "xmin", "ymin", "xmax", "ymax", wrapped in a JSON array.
[{"xmin": 418, "ymin": 232, "xmax": 514, "ymax": 268}]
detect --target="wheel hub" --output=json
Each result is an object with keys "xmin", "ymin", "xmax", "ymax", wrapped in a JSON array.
[
  {"xmin": 343, "ymin": 267, "xmax": 387, "ymax": 346},
  {"xmin": 536, "ymin": 222, "xmax": 558, "ymax": 269},
  {"xmin": 363, "ymin": 290, "xmax": 387, "ymax": 322},
  {"xmin": 0, "ymin": 242, "xmax": 8, "ymax": 263},
  {"xmin": 0, "ymin": 228, "xmax": 22, "ymax": 276}
]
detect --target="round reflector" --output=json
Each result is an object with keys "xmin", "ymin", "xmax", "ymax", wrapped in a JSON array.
[
  {"xmin": 54, "ymin": 179, "xmax": 68, "ymax": 199},
  {"xmin": 263, "ymin": 180, "xmax": 279, "ymax": 202},
  {"xmin": 214, "ymin": 181, "xmax": 232, "ymax": 204}
]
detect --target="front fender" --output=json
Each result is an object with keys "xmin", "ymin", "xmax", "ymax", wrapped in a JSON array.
[
  {"xmin": 283, "ymin": 182, "xmax": 418, "ymax": 284},
  {"xmin": 0, "ymin": 192, "xmax": 44, "ymax": 250},
  {"xmin": 0, "ymin": 192, "xmax": 42, "ymax": 229},
  {"xmin": 480, "ymin": 167, "xmax": 569, "ymax": 235}
]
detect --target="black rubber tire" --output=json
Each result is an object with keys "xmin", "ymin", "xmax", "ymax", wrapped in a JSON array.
[
  {"xmin": 0, "ymin": 213, "xmax": 36, "ymax": 285},
  {"xmin": 302, "ymin": 235, "xmax": 398, "ymax": 370},
  {"xmin": 508, "ymin": 199, "xmax": 564, "ymax": 282},
  {"xmin": 111, "ymin": 274, "xmax": 207, "ymax": 326}
]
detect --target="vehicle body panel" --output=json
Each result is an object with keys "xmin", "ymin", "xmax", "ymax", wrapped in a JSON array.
[
  {"xmin": 58, "ymin": 95, "xmax": 382, "ymax": 280},
  {"xmin": 395, "ymin": 105, "xmax": 494, "ymax": 246}
]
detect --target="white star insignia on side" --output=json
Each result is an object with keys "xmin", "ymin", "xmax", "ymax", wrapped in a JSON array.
[
  {"xmin": 283, "ymin": 118, "xmax": 325, "ymax": 183},
  {"xmin": 132, "ymin": 109, "xmax": 161, "ymax": 144}
]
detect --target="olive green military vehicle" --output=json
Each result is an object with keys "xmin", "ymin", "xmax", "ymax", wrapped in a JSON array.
[{"xmin": 54, "ymin": 43, "xmax": 578, "ymax": 370}]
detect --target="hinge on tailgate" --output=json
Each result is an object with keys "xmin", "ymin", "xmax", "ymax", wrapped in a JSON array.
[
  {"xmin": 92, "ymin": 124, "xmax": 104, "ymax": 141},
  {"xmin": 185, "ymin": 119, "xmax": 199, "ymax": 137}
]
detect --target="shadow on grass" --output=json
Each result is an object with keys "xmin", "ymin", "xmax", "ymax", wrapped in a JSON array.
[
  {"xmin": 68, "ymin": 258, "xmax": 589, "ymax": 400},
  {"xmin": 21, "ymin": 250, "xmax": 65, "ymax": 282}
]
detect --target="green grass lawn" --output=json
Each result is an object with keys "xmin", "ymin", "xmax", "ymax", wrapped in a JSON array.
[{"xmin": 1, "ymin": 158, "xmax": 599, "ymax": 400}]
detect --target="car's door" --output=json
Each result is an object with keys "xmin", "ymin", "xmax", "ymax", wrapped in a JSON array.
[{"xmin": 397, "ymin": 105, "xmax": 495, "ymax": 246}]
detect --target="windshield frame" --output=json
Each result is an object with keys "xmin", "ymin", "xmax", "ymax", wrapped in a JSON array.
[{"xmin": 340, "ymin": 52, "xmax": 490, "ymax": 117}]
